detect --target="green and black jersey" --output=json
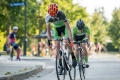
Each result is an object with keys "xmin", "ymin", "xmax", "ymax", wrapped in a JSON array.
[
  {"xmin": 72, "ymin": 26, "xmax": 90, "ymax": 36},
  {"xmin": 45, "ymin": 10, "xmax": 69, "ymax": 39},
  {"xmin": 45, "ymin": 10, "xmax": 67, "ymax": 28}
]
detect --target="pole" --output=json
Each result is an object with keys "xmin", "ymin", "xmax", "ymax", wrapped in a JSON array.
[
  {"xmin": 24, "ymin": 0, "xmax": 27, "ymax": 56},
  {"xmin": 38, "ymin": 4, "xmax": 41, "ymax": 56}
]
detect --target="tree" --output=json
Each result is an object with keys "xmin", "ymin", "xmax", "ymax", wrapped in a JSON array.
[
  {"xmin": 108, "ymin": 8, "xmax": 120, "ymax": 52},
  {"xmin": 90, "ymin": 8, "xmax": 108, "ymax": 45},
  {"xmin": 0, "ymin": 0, "xmax": 40, "ymax": 49}
]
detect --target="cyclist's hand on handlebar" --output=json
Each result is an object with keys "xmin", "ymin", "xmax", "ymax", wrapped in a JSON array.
[
  {"xmin": 69, "ymin": 40, "xmax": 74, "ymax": 46},
  {"xmin": 67, "ymin": 38, "xmax": 74, "ymax": 46}
]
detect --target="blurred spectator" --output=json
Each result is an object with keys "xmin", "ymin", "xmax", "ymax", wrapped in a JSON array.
[
  {"xmin": 89, "ymin": 42, "xmax": 96, "ymax": 55},
  {"xmin": 95, "ymin": 42, "xmax": 102, "ymax": 53},
  {"xmin": 31, "ymin": 45, "xmax": 35, "ymax": 56},
  {"xmin": 39, "ymin": 42, "xmax": 46, "ymax": 56}
]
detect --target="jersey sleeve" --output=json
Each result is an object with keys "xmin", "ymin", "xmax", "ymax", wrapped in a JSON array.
[
  {"xmin": 86, "ymin": 26, "xmax": 90, "ymax": 35},
  {"xmin": 45, "ymin": 14, "xmax": 50, "ymax": 25},
  {"xmin": 58, "ymin": 11, "xmax": 67, "ymax": 22}
]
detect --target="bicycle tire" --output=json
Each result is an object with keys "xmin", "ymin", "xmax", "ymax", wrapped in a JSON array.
[
  {"xmin": 63, "ymin": 56, "xmax": 66, "ymax": 80},
  {"xmin": 68, "ymin": 52, "xmax": 76, "ymax": 80},
  {"xmin": 78, "ymin": 49, "xmax": 83, "ymax": 80},
  {"xmin": 56, "ymin": 50, "xmax": 66, "ymax": 80},
  {"xmin": 81, "ymin": 53, "xmax": 86, "ymax": 79}
]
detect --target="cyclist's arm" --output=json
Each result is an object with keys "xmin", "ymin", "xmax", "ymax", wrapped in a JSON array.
[
  {"xmin": 84, "ymin": 26, "xmax": 90, "ymax": 41},
  {"xmin": 65, "ymin": 22, "xmax": 73, "ymax": 41},
  {"xmin": 6, "ymin": 34, "xmax": 10, "ymax": 44},
  {"xmin": 46, "ymin": 24, "xmax": 52, "ymax": 40},
  {"xmin": 45, "ymin": 14, "xmax": 52, "ymax": 40},
  {"xmin": 86, "ymin": 26, "xmax": 90, "ymax": 46},
  {"xmin": 59, "ymin": 11, "xmax": 73, "ymax": 41}
]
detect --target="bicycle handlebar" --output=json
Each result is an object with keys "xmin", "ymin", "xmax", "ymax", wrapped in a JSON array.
[{"xmin": 48, "ymin": 38, "xmax": 72, "ymax": 46}]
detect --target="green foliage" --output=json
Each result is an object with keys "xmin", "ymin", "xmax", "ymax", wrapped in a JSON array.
[
  {"xmin": 0, "ymin": 0, "xmax": 41, "ymax": 49},
  {"xmin": 0, "ymin": 0, "xmax": 89, "ymax": 50},
  {"xmin": 90, "ymin": 9, "xmax": 108, "ymax": 44},
  {"xmin": 0, "ymin": 31, "xmax": 6, "ymax": 50},
  {"xmin": 108, "ymin": 8, "xmax": 120, "ymax": 48},
  {"xmin": 4, "ymin": 72, "xmax": 12, "ymax": 75}
]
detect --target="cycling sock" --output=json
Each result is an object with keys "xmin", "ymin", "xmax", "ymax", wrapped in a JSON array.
[
  {"xmin": 59, "ymin": 59, "xmax": 62, "ymax": 66},
  {"xmin": 70, "ymin": 52, "xmax": 75, "ymax": 59},
  {"xmin": 85, "ymin": 56, "xmax": 88, "ymax": 62}
]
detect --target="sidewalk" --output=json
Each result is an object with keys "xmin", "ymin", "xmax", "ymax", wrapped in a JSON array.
[{"xmin": 0, "ymin": 56, "xmax": 46, "ymax": 80}]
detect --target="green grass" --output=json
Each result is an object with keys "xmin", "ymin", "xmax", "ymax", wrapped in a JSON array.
[
  {"xmin": 37, "ymin": 76, "xmax": 41, "ymax": 78},
  {"xmin": 4, "ymin": 72, "xmax": 12, "ymax": 75}
]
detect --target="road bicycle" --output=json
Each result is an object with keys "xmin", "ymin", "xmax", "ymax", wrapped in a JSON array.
[
  {"xmin": 73, "ymin": 34, "xmax": 89, "ymax": 80},
  {"xmin": 54, "ymin": 38, "xmax": 76, "ymax": 80}
]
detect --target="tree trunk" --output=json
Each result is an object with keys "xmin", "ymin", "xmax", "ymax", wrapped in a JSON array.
[
  {"xmin": 6, "ymin": 19, "xmax": 11, "ymax": 36},
  {"xmin": 7, "ymin": 27, "xmax": 10, "ymax": 35}
]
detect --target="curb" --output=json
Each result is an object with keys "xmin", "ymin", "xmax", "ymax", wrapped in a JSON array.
[{"xmin": 0, "ymin": 63, "xmax": 46, "ymax": 80}]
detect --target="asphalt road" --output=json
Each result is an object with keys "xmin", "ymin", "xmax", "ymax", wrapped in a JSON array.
[{"xmin": 24, "ymin": 53, "xmax": 120, "ymax": 80}]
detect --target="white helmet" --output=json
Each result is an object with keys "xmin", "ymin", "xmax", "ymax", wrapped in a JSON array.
[{"xmin": 13, "ymin": 26, "xmax": 18, "ymax": 30}]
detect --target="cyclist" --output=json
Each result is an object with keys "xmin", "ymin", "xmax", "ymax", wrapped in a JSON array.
[
  {"xmin": 7, "ymin": 26, "xmax": 22, "ymax": 61},
  {"xmin": 72, "ymin": 19, "xmax": 90, "ymax": 69},
  {"xmin": 45, "ymin": 3, "xmax": 77, "ymax": 74}
]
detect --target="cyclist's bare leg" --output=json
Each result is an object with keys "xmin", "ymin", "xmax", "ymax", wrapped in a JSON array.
[
  {"xmin": 82, "ymin": 43, "xmax": 88, "ymax": 62},
  {"xmin": 74, "ymin": 44, "xmax": 78, "ymax": 60},
  {"xmin": 64, "ymin": 40, "xmax": 77, "ymax": 67},
  {"xmin": 55, "ymin": 40, "xmax": 63, "ymax": 75},
  {"xmin": 55, "ymin": 41, "xmax": 61, "ymax": 56},
  {"xmin": 55, "ymin": 41, "xmax": 62, "ymax": 64},
  {"xmin": 15, "ymin": 47, "xmax": 22, "ymax": 60}
]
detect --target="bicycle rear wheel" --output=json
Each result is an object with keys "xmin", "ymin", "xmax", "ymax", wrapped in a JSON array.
[
  {"xmin": 78, "ymin": 49, "xmax": 83, "ymax": 80},
  {"xmin": 68, "ymin": 52, "xmax": 76, "ymax": 80},
  {"xmin": 56, "ymin": 50, "xmax": 66, "ymax": 80}
]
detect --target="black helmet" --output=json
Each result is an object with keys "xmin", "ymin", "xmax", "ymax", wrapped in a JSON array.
[{"xmin": 76, "ymin": 19, "xmax": 85, "ymax": 30}]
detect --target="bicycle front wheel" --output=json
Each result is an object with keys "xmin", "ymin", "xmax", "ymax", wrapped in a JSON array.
[
  {"xmin": 56, "ymin": 50, "xmax": 66, "ymax": 80},
  {"xmin": 68, "ymin": 52, "xmax": 76, "ymax": 80},
  {"xmin": 81, "ymin": 54, "xmax": 86, "ymax": 79},
  {"xmin": 78, "ymin": 49, "xmax": 83, "ymax": 80}
]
